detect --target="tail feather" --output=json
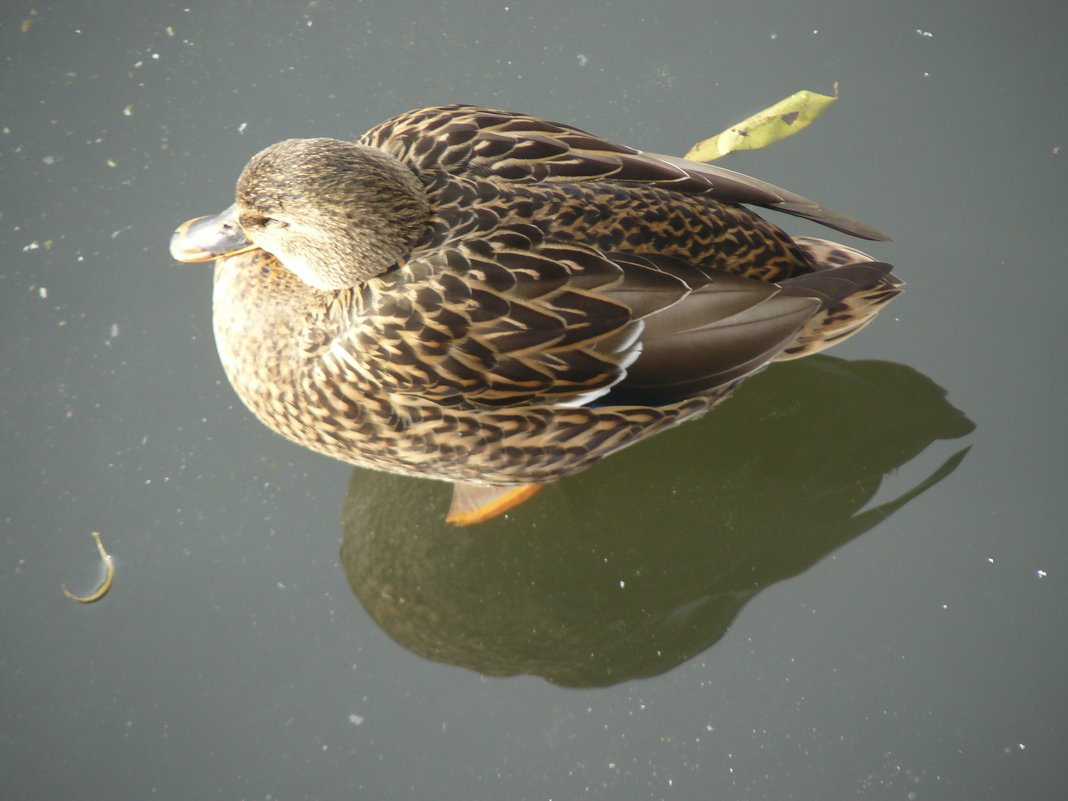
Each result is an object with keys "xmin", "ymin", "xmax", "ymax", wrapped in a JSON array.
[{"xmin": 773, "ymin": 236, "xmax": 903, "ymax": 360}]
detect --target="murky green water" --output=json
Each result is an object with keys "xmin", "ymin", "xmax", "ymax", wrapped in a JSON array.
[{"xmin": 3, "ymin": 2, "xmax": 1065, "ymax": 799}]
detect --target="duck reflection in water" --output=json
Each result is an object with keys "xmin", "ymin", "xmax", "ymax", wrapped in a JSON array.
[{"xmin": 340, "ymin": 356, "xmax": 973, "ymax": 687}]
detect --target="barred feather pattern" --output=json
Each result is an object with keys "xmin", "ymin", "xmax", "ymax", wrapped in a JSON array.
[{"xmin": 209, "ymin": 105, "xmax": 901, "ymax": 485}]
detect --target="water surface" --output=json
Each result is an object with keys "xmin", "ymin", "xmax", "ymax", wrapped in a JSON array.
[{"xmin": 3, "ymin": 2, "xmax": 1065, "ymax": 799}]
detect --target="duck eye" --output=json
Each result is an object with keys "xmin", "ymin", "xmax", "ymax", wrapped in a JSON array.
[{"xmin": 242, "ymin": 215, "xmax": 285, "ymax": 230}]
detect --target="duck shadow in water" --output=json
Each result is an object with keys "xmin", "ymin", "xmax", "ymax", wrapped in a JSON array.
[{"xmin": 340, "ymin": 355, "xmax": 974, "ymax": 688}]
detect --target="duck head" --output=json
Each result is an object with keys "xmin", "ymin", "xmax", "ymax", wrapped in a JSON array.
[{"xmin": 171, "ymin": 138, "xmax": 430, "ymax": 290}]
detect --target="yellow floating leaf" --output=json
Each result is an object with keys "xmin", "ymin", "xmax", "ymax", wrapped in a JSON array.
[{"xmin": 685, "ymin": 84, "xmax": 839, "ymax": 162}]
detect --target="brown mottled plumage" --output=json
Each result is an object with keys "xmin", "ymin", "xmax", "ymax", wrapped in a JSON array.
[{"xmin": 171, "ymin": 105, "xmax": 901, "ymax": 522}]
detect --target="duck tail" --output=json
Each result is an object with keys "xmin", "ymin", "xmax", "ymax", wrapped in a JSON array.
[{"xmin": 772, "ymin": 236, "xmax": 903, "ymax": 361}]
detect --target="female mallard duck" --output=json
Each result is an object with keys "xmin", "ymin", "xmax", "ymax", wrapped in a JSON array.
[{"xmin": 171, "ymin": 104, "xmax": 901, "ymax": 524}]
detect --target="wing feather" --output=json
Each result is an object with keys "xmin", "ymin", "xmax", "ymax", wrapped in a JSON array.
[
  {"xmin": 360, "ymin": 104, "xmax": 889, "ymax": 241},
  {"xmin": 343, "ymin": 232, "xmax": 874, "ymax": 408}
]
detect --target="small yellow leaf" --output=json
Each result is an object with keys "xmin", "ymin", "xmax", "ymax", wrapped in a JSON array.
[{"xmin": 686, "ymin": 84, "xmax": 839, "ymax": 162}]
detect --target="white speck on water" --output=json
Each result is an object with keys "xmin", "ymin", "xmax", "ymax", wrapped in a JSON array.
[
  {"xmin": 576, "ymin": 53, "xmax": 588, "ymax": 66},
  {"xmin": 348, "ymin": 714, "xmax": 365, "ymax": 726},
  {"xmin": 42, "ymin": 155, "xmax": 55, "ymax": 165},
  {"xmin": 238, "ymin": 122, "xmax": 248, "ymax": 134},
  {"xmin": 110, "ymin": 323, "xmax": 119, "ymax": 339},
  {"xmin": 38, "ymin": 286, "xmax": 47, "ymax": 299},
  {"xmin": 24, "ymin": 241, "xmax": 40, "ymax": 251},
  {"xmin": 1035, "ymin": 569, "xmax": 1047, "ymax": 579},
  {"xmin": 619, "ymin": 580, "xmax": 625, "ymax": 588},
  {"xmin": 123, "ymin": 104, "xmax": 133, "ymax": 116},
  {"xmin": 916, "ymin": 29, "xmax": 934, "ymax": 38}
]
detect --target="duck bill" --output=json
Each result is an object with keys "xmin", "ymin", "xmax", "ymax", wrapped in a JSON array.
[{"xmin": 169, "ymin": 204, "xmax": 259, "ymax": 262}]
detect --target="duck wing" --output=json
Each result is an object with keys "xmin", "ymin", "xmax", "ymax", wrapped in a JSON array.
[
  {"xmin": 359, "ymin": 104, "xmax": 888, "ymax": 241},
  {"xmin": 346, "ymin": 229, "xmax": 891, "ymax": 409}
]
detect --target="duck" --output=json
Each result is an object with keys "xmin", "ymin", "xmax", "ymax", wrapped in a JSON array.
[{"xmin": 170, "ymin": 104, "xmax": 902, "ymax": 524}]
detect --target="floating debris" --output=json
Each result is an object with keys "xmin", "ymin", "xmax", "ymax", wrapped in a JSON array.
[
  {"xmin": 62, "ymin": 531, "xmax": 115, "ymax": 603},
  {"xmin": 686, "ymin": 85, "xmax": 839, "ymax": 162}
]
